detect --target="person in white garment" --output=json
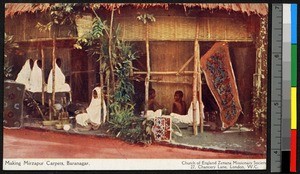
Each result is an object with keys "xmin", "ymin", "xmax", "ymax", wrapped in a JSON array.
[
  {"xmin": 47, "ymin": 58, "xmax": 71, "ymax": 93},
  {"xmin": 15, "ymin": 58, "xmax": 34, "ymax": 90},
  {"xmin": 76, "ymin": 87, "xmax": 107, "ymax": 130},
  {"xmin": 170, "ymin": 101, "xmax": 205, "ymax": 125},
  {"xmin": 28, "ymin": 60, "xmax": 46, "ymax": 93}
]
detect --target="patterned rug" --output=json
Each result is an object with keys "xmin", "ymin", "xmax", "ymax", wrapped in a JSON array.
[
  {"xmin": 152, "ymin": 116, "xmax": 172, "ymax": 142},
  {"xmin": 200, "ymin": 42, "xmax": 242, "ymax": 128},
  {"xmin": 4, "ymin": 81, "xmax": 25, "ymax": 128}
]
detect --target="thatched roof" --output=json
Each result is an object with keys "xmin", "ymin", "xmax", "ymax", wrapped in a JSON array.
[{"xmin": 5, "ymin": 3, "xmax": 268, "ymax": 18}]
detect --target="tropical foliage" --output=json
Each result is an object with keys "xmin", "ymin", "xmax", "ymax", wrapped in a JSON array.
[
  {"xmin": 74, "ymin": 10, "xmax": 156, "ymax": 144},
  {"xmin": 4, "ymin": 33, "xmax": 19, "ymax": 79}
]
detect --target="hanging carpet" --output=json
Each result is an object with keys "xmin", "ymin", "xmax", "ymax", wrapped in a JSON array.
[{"xmin": 200, "ymin": 42, "xmax": 242, "ymax": 128}]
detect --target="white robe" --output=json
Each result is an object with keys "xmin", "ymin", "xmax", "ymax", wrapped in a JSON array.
[
  {"xmin": 47, "ymin": 63, "xmax": 71, "ymax": 93},
  {"xmin": 15, "ymin": 59, "xmax": 32, "ymax": 90},
  {"xmin": 28, "ymin": 60, "xmax": 46, "ymax": 93},
  {"xmin": 170, "ymin": 101, "xmax": 204, "ymax": 125},
  {"xmin": 76, "ymin": 87, "xmax": 107, "ymax": 127}
]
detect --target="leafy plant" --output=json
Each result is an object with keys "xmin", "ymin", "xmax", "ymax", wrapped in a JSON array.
[
  {"xmin": 75, "ymin": 11, "xmax": 153, "ymax": 143},
  {"xmin": 75, "ymin": 16, "xmax": 112, "ymax": 88},
  {"xmin": 137, "ymin": 13, "xmax": 156, "ymax": 24},
  {"xmin": 108, "ymin": 104, "xmax": 154, "ymax": 144},
  {"xmin": 4, "ymin": 33, "xmax": 19, "ymax": 79},
  {"xmin": 35, "ymin": 3, "xmax": 84, "ymax": 36}
]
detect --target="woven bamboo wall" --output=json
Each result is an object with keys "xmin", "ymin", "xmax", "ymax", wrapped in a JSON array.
[
  {"xmin": 150, "ymin": 41, "xmax": 194, "ymax": 113},
  {"xmin": 5, "ymin": 13, "xmax": 77, "ymax": 42},
  {"xmin": 115, "ymin": 16, "xmax": 252, "ymax": 41}
]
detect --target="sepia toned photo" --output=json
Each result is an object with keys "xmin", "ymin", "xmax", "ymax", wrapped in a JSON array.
[{"xmin": 3, "ymin": 3, "xmax": 268, "ymax": 170}]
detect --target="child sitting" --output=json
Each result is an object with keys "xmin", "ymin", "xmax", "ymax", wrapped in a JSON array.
[
  {"xmin": 148, "ymin": 88, "xmax": 164, "ymax": 111},
  {"xmin": 172, "ymin": 90, "xmax": 187, "ymax": 115}
]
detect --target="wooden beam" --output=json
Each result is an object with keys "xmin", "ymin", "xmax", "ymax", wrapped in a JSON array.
[
  {"xmin": 149, "ymin": 79, "xmax": 192, "ymax": 85},
  {"xmin": 16, "ymin": 37, "xmax": 79, "ymax": 43},
  {"xmin": 134, "ymin": 71, "xmax": 194, "ymax": 75},
  {"xmin": 121, "ymin": 38, "xmax": 253, "ymax": 42},
  {"xmin": 177, "ymin": 55, "xmax": 194, "ymax": 75}
]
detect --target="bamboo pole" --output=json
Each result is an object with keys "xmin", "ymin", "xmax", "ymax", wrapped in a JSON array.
[
  {"xmin": 109, "ymin": 7, "xmax": 116, "ymax": 92},
  {"xmin": 41, "ymin": 47, "xmax": 45, "ymax": 106},
  {"xmin": 99, "ymin": 57, "xmax": 106, "ymax": 122},
  {"xmin": 106, "ymin": 77, "xmax": 110, "ymax": 121},
  {"xmin": 145, "ymin": 23, "xmax": 150, "ymax": 112},
  {"xmin": 192, "ymin": 23, "xmax": 199, "ymax": 135},
  {"xmin": 177, "ymin": 55, "xmax": 194, "ymax": 75},
  {"xmin": 134, "ymin": 71, "xmax": 194, "ymax": 75},
  {"xmin": 51, "ymin": 29, "xmax": 56, "ymax": 120},
  {"xmin": 197, "ymin": 45, "xmax": 203, "ymax": 133},
  {"xmin": 149, "ymin": 79, "xmax": 192, "ymax": 85},
  {"xmin": 48, "ymin": 99, "xmax": 52, "ymax": 120}
]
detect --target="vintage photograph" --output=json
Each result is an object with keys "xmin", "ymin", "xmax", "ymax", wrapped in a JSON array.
[{"xmin": 3, "ymin": 3, "xmax": 268, "ymax": 170}]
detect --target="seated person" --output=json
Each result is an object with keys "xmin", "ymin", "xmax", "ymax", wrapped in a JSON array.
[
  {"xmin": 28, "ymin": 59, "xmax": 46, "ymax": 93},
  {"xmin": 76, "ymin": 87, "xmax": 106, "ymax": 130},
  {"xmin": 172, "ymin": 90, "xmax": 187, "ymax": 115},
  {"xmin": 148, "ymin": 88, "xmax": 163, "ymax": 111},
  {"xmin": 15, "ymin": 58, "xmax": 34, "ymax": 90},
  {"xmin": 47, "ymin": 58, "xmax": 71, "ymax": 93}
]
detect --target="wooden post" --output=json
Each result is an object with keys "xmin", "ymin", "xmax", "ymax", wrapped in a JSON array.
[
  {"xmin": 108, "ymin": 7, "xmax": 115, "ymax": 92},
  {"xmin": 197, "ymin": 44, "xmax": 203, "ymax": 133},
  {"xmin": 144, "ymin": 23, "xmax": 150, "ymax": 112},
  {"xmin": 192, "ymin": 23, "xmax": 199, "ymax": 135},
  {"xmin": 99, "ymin": 57, "xmax": 106, "ymax": 122},
  {"xmin": 106, "ymin": 77, "xmax": 110, "ymax": 121},
  {"xmin": 51, "ymin": 30, "xmax": 56, "ymax": 120},
  {"xmin": 48, "ymin": 99, "xmax": 52, "ymax": 120},
  {"xmin": 41, "ymin": 47, "xmax": 45, "ymax": 106}
]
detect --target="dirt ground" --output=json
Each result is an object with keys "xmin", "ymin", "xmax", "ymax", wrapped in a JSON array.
[{"xmin": 3, "ymin": 129, "xmax": 265, "ymax": 159}]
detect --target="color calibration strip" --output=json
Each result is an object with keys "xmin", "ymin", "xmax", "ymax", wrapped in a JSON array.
[
  {"xmin": 282, "ymin": 4, "xmax": 291, "ymax": 173},
  {"xmin": 290, "ymin": 4, "xmax": 297, "ymax": 173},
  {"xmin": 271, "ymin": 4, "xmax": 283, "ymax": 172}
]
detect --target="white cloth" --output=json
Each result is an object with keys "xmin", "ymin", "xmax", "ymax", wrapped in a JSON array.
[
  {"xmin": 28, "ymin": 60, "xmax": 46, "ymax": 93},
  {"xmin": 15, "ymin": 59, "xmax": 32, "ymax": 89},
  {"xmin": 47, "ymin": 63, "xmax": 71, "ymax": 93},
  {"xmin": 146, "ymin": 109, "xmax": 162, "ymax": 120},
  {"xmin": 170, "ymin": 101, "xmax": 204, "ymax": 125},
  {"xmin": 75, "ymin": 113, "xmax": 89, "ymax": 127},
  {"xmin": 76, "ymin": 87, "xmax": 106, "ymax": 127}
]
